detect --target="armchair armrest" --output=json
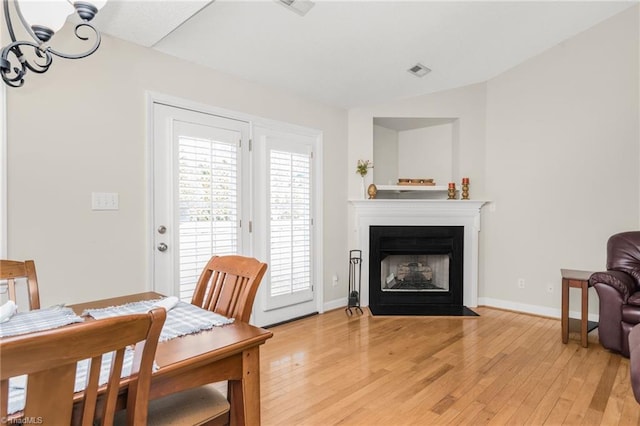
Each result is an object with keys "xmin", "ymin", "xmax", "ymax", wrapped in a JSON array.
[{"xmin": 589, "ymin": 270, "xmax": 637, "ymax": 301}]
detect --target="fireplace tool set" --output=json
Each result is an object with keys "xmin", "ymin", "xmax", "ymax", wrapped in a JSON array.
[{"xmin": 346, "ymin": 249, "xmax": 364, "ymax": 316}]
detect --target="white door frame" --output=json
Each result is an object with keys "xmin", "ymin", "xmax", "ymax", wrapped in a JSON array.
[
  {"xmin": 1, "ymin": 82, "xmax": 7, "ymax": 258},
  {"xmin": 145, "ymin": 91, "xmax": 324, "ymax": 320}
]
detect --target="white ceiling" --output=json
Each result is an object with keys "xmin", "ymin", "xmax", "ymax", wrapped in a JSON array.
[{"xmin": 93, "ymin": 0, "xmax": 637, "ymax": 109}]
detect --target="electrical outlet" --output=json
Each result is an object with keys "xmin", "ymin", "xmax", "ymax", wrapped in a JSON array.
[{"xmin": 518, "ymin": 278, "xmax": 525, "ymax": 289}]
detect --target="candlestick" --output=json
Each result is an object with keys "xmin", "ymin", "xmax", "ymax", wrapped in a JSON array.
[
  {"xmin": 461, "ymin": 179, "xmax": 469, "ymax": 200},
  {"xmin": 447, "ymin": 182, "xmax": 456, "ymax": 200}
]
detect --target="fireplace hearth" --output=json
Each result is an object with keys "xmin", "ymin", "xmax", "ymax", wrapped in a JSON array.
[{"xmin": 369, "ymin": 225, "xmax": 477, "ymax": 316}]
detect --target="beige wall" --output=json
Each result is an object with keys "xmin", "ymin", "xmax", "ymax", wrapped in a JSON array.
[
  {"xmin": 6, "ymin": 34, "xmax": 348, "ymax": 307},
  {"xmin": 482, "ymin": 5, "xmax": 639, "ymax": 316},
  {"xmin": 398, "ymin": 124, "xmax": 454, "ymax": 185},
  {"xmin": 347, "ymin": 5, "xmax": 639, "ymax": 318}
]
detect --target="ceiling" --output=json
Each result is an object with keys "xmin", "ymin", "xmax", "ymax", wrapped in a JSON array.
[{"xmin": 93, "ymin": 0, "xmax": 637, "ymax": 109}]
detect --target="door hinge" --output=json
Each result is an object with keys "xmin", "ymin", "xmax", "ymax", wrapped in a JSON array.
[
  {"xmin": 249, "ymin": 138, "xmax": 253, "ymax": 151},
  {"xmin": 249, "ymin": 221, "xmax": 253, "ymax": 233},
  {"xmin": 311, "ymin": 218, "xmax": 314, "ymax": 226}
]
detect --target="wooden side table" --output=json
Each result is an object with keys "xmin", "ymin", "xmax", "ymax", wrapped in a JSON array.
[{"xmin": 561, "ymin": 269, "xmax": 599, "ymax": 348}]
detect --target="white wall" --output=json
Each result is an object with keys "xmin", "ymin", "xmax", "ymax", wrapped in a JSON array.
[
  {"xmin": 372, "ymin": 124, "xmax": 398, "ymax": 185},
  {"xmin": 482, "ymin": 5, "xmax": 639, "ymax": 316},
  {"xmin": 6, "ymin": 34, "xmax": 349, "ymax": 307},
  {"xmin": 398, "ymin": 123, "xmax": 453, "ymax": 185}
]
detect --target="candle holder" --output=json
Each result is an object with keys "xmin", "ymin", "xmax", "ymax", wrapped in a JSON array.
[
  {"xmin": 447, "ymin": 183, "xmax": 456, "ymax": 200},
  {"xmin": 461, "ymin": 178, "xmax": 470, "ymax": 200}
]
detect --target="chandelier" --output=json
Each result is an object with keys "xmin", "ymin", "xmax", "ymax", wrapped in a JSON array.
[{"xmin": 1, "ymin": 0, "xmax": 107, "ymax": 87}]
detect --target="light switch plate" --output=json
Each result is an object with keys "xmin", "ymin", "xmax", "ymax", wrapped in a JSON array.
[{"xmin": 91, "ymin": 192, "xmax": 119, "ymax": 210}]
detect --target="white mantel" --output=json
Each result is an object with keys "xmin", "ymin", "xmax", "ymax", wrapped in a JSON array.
[{"xmin": 350, "ymin": 199, "xmax": 487, "ymax": 308}]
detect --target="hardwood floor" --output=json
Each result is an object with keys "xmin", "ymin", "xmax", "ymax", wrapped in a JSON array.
[{"xmin": 259, "ymin": 307, "xmax": 640, "ymax": 425}]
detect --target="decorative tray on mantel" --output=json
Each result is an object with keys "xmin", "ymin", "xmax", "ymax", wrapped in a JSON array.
[
  {"xmin": 376, "ymin": 184, "xmax": 448, "ymax": 192},
  {"xmin": 397, "ymin": 178, "xmax": 435, "ymax": 186}
]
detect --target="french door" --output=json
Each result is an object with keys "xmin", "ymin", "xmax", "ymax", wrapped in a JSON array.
[
  {"xmin": 152, "ymin": 103, "xmax": 249, "ymax": 299},
  {"xmin": 151, "ymin": 100, "xmax": 320, "ymax": 326},
  {"xmin": 251, "ymin": 126, "xmax": 317, "ymax": 326}
]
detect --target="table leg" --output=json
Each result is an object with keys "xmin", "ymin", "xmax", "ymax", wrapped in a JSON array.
[
  {"xmin": 562, "ymin": 278, "xmax": 569, "ymax": 344},
  {"xmin": 229, "ymin": 346, "xmax": 261, "ymax": 426},
  {"xmin": 581, "ymin": 280, "xmax": 588, "ymax": 348}
]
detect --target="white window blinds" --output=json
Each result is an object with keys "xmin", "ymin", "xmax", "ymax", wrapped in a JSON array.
[
  {"xmin": 178, "ymin": 136, "xmax": 239, "ymax": 300},
  {"xmin": 269, "ymin": 149, "xmax": 312, "ymax": 297}
]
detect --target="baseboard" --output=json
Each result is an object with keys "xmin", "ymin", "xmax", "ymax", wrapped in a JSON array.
[
  {"xmin": 478, "ymin": 297, "xmax": 600, "ymax": 322},
  {"xmin": 324, "ymin": 296, "xmax": 599, "ymax": 322},
  {"xmin": 324, "ymin": 297, "xmax": 348, "ymax": 312}
]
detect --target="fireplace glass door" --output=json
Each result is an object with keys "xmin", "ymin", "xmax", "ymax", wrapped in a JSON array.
[{"xmin": 381, "ymin": 254, "xmax": 449, "ymax": 292}]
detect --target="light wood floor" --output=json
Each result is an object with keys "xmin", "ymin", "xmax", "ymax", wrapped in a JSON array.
[{"xmin": 259, "ymin": 307, "xmax": 640, "ymax": 425}]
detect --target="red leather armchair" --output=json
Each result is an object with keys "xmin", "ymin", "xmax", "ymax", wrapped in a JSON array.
[{"xmin": 589, "ymin": 231, "xmax": 640, "ymax": 357}]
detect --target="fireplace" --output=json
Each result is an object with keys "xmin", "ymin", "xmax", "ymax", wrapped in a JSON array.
[
  {"xmin": 350, "ymin": 199, "xmax": 487, "ymax": 312},
  {"xmin": 369, "ymin": 225, "xmax": 467, "ymax": 315}
]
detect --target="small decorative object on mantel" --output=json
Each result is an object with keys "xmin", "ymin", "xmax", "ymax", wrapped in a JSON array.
[
  {"xmin": 397, "ymin": 178, "xmax": 435, "ymax": 186},
  {"xmin": 461, "ymin": 177, "xmax": 470, "ymax": 200},
  {"xmin": 448, "ymin": 182, "xmax": 457, "ymax": 200},
  {"xmin": 367, "ymin": 183, "xmax": 377, "ymax": 199}
]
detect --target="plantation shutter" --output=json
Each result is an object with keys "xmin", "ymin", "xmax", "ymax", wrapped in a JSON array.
[
  {"xmin": 269, "ymin": 149, "xmax": 312, "ymax": 298},
  {"xmin": 177, "ymin": 135, "xmax": 239, "ymax": 300}
]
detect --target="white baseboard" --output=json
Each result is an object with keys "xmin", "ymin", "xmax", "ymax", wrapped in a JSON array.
[
  {"xmin": 478, "ymin": 297, "xmax": 599, "ymax": 322},
  {"xmin": 324, "ymin": 296, "xmax": 599, "ymax": 322},
  {"xmin": 324, "ymin": 297, "xmax": 348, "ymax": 312}
]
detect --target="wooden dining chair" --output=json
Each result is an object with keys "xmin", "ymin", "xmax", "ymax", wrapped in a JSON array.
[
  {"xmin": 145, "ymin": 255, "xmax": 268, "ymax": 426},
  {"xmin": 0, "ymin": 307, "xmax": 166, "ymax": 426},
  {"xmin": 0, "ymin": 259, "xmax": 40, "ymax": 310},
  {"xmin": 191, "ymin": 255, "xmax": 268, "ymax": 322}
]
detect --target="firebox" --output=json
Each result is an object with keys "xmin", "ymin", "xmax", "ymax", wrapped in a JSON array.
[{"xmin": 369, "ymin": 225, "xmax": 475, "ymax": 315}]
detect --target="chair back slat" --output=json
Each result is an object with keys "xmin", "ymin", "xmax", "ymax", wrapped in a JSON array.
[
  {"xmin": 0, "ymin": 308, "xmax": 166, "ymax": 425},
  {"xmin": 80, "ymin": 355, "xmax": 103, "ymax": 426},
  {"xmin": 192, "ymin": 255, "xmax": 268, "ymax": 322},
  {"xmin": 0, "ymin": 259, "xmax": 41, "ymax": 310}
]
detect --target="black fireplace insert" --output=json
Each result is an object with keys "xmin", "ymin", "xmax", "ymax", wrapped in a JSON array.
[{"xmin": 369, "ymin": 225, "xmax": 476, "ymax": 316}]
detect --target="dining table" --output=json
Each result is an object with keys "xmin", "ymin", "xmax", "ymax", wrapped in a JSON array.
[{"xmin": 68, "ymin": 291, "xmax": 274, "ymax": 426}]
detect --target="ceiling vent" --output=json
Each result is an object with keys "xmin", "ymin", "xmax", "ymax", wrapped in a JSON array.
[
  {"xmin": 408, "ymin": 63, "xmax": 431, "ymax": 78},
  {"xmin": 276, "ymin": 0, "xmax": 315, "ymax": 16}
]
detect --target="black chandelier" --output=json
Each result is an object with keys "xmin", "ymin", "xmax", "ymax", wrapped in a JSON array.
[{"xmin": 1, "ymin": 0, "xmax": 107, "ymax": 88}]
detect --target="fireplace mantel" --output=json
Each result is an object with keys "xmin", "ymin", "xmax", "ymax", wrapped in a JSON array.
[{"xmin": 350, "ymin": 199, "xmax": 488, "ymax": 308}]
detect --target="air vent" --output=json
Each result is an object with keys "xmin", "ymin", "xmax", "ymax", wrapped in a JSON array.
[
  {"xmin": 276, "ymin": 0, "xmax": 315, "ymax": 16},
  {"xmin": 408, "ymin": 63, "xmax": 431, "ymax": 78}
]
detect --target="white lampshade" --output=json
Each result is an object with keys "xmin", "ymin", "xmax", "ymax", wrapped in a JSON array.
[
  {"xmin": 91, "ymin": 0, "xmax": 107, "ymax": 11},
  {"xmin": 19, "ymin": 0, "xmax": 75, "ymax": 33}
]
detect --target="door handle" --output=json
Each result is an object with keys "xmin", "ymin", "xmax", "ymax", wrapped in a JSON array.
[{"xmin": 157, "ymin": 243, "xmax": 168, "ymax": 252}]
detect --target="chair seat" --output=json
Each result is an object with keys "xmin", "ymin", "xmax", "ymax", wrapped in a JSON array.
[{"xmin": 115, "ymin": 383, "xmax": 230, "ymax": 426}]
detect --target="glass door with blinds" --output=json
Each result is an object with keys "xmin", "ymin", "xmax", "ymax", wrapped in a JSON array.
[
  {"xmin": 152, "ymin": 103, "xmax": 250, "ymax": 299},
  {"xmin": 252, "ymin": 126, "xmax": 319, "ymax": 327}
]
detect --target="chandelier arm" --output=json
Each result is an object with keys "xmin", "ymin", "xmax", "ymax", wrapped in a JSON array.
[
  {"xmin": 1, "ymin": 0, "xmax": 105, "ymax": 87},
  {"xmin": 12, "ymin": 0, "xmax": 41, "ymax": 45},
  {"xmin": 46, "ymin": 22, "xmax": 101, "ymax": 60},
  {"xmin": 3, "ymin": 0, "xmax": 18, "ymax": 43},
  {"xmin": 1, "ymin": 39, "xmax": 57, "ymax": 86}
]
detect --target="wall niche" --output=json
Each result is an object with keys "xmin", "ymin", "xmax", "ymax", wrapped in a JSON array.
[{"xmin": 372, "ymin": 117, "xmax": 459, "ymax": 191}]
